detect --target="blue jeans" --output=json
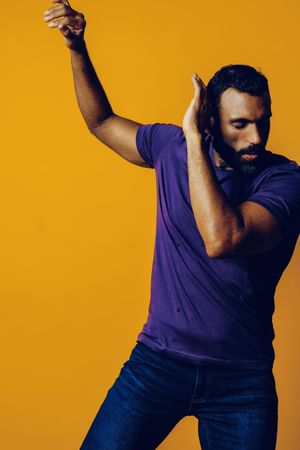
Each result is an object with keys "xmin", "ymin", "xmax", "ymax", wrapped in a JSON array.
[{"xmin": 80, "ymin": 341, "xmax": 278, "ymax": 449}]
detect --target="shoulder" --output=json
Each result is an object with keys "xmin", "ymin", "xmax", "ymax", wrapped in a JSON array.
[
  {"xmin": 263, "ymin": 149, "xmax": 299, "ymax": 171},
  {"xmin": 246, "ymin": 150, "xmax": 300, "ymax": 236},
  {"xmin": 136, "ymin": 122, "xmax": 183, "ymax": 169},
  {"xmin": 256, "ymin": 150, "xmax": 300, "ymax": 183},
  {"xmin": 136, "ymin": 122, "xmax": 183, "ymax": 145}
]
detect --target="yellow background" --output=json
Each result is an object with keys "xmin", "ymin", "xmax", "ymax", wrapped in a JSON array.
[{"xmin": 1, "ymin": 1, "xmax": 299, "ymax": 448}]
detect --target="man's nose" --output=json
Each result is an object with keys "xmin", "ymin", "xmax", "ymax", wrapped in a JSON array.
[{"xmin": 248, "ymin": 123, "xmax": 263, "ymax": 146}]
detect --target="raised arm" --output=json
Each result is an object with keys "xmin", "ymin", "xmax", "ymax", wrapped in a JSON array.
[{"xmin": 43, "ymin": 0, "xmax": 150, "ymax": 168}]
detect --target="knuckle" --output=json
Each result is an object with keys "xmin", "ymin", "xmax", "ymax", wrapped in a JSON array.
[
  {"xmin": 77, "ymin": 15, "xmax": 85, "ymax": 25},
  {"xmin": 58, "ymin": 17, "xmax": 67, "ymax": 26},
  {"xmin": 48, "ymin": 6, "xmax": 57, "ymax": 14}
]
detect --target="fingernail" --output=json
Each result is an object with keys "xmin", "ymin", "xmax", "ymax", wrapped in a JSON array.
[{"xmin": 48, "ymin": 22, "xmax": 56, "ymax": 27}]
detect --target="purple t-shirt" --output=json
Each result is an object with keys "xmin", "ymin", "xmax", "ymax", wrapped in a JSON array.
[{"xmin": 135, "ymin": 122, "xmax": 300, "ymax": 369}]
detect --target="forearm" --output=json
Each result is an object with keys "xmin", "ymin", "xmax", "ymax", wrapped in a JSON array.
[
  {"xmin": 70, "ymin": 41, "xmax": 114, "ymax": 131},
  {"xmin": 186, "ymin": 132, "xmax": 244, "ymax": 257}
]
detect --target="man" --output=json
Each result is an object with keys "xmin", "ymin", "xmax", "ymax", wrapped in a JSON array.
[{"xmin": 44, "ymin": 2, "xmax": 300, "ymax": 449}]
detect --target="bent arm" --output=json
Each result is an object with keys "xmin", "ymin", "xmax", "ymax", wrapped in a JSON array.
[{"xmin": 70, "ymin": 43, "xmax": 149, "ymax": 167}]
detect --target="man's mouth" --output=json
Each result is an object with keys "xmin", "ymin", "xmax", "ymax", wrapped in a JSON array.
[{"xmin": 241, "ymin": 154, "xmax": 258, "ymax": 160}]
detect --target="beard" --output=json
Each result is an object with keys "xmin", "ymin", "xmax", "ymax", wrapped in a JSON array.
[{"xmin": 210, "ymin": 126, "xmax": 268, "ymax": 175}]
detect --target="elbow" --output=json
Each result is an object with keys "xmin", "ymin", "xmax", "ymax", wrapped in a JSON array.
[
  {"xmin": 88, "ymin": 111, "xmax": 115, "ymax": 134},
  {"xmin": 206, "ymin": 245, "xmax": 225, "ymax": 259},
  {"xmin": 205, "ymin": 223, "xmax": 246, "ymax": 258},
  {"xmin": 206, "ymin": 238, "xmax": 236, "ymax": 259}
]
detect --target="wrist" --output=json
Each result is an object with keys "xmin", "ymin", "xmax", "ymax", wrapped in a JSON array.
[
  {"xmin": 68, "ymin": 40, "xmax": 87, "ymax": 53},
  {"xmin": 184, "ymin": 130, "xmax": 202, "ymax": 144},
  {"xmin": 185, "ymin": 131, "xmax": 209, "ymax": 155}
]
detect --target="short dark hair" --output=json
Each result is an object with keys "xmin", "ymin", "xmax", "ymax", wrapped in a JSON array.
[{"xmin": 205, "ymin": 64, "xmax": 270, "ymax": 126}]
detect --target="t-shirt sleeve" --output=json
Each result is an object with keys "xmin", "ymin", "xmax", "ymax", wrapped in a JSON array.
[
  {"xmin": 246, "ymin": 165, "xmax": 300, "ymax": 237},
  {"xmin": 135, "ymin": 122, "xmax": 179, "ymax": 169}
]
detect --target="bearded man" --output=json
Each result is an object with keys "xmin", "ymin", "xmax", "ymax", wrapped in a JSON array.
[{"xmin": 43, "ymin": 2, "xmax": 300, "ymax": 449}]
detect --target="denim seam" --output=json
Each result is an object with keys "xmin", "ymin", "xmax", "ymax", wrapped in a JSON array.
[
  {"xmin": 202, "ymin": 419, "xmax": 211, "ymax": 450},
  {"xmin": 186, "ymin": 367, "xmax": 199, "ymax": 415},
  {"xmin": 192, "ymin": 368, "xmax": 213, "ymax": 403}
]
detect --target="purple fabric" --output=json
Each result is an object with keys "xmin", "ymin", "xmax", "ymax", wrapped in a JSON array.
[{"xmin": 135, "ymin": 123, "xmax": 300, "ymax": 369}]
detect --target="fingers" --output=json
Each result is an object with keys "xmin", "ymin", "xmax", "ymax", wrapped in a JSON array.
[
  {"xmin": 195, "ymin": 72, "xmax": 206, "ymax": 87},
  {"xmin": 191, "ymin": 74, "xmax": 201, "ymax": 107},
  {"xmin": 44, "ymin": 3, "xmax": 84, "ymax": 24},
  {"xmin": 192, "ymin": 73, "xmax": 206, "ymax": 91},
  {"xmin": 47, "ymin": 15, "xmax": 80, "ymax": 29},
  {"xmin": 44, "ymin": 5, "xmax": 70, "ymax": 22},
  {"xmin": 51, "ymin": 0, "xmax": 71, "ymax": 5},
  {"xmin": 189, "ymin": 73, "xmax": 209, "ymax": 134},
  {"xmin": 192, "ymin": 73, "xmax": 207, "ymax": 105}
]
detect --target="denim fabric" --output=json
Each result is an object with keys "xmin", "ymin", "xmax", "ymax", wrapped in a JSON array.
[{"xmin": 80, "ymin": 341, "xmax": 278, "ymax": 449}]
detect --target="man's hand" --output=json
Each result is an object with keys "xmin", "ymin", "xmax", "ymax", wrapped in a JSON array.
[
  {"xmin": 43, "ymin": 0, "xmax": 86, "ymax": 50},
  {"xmin": 182, "ymin": 73, "xmax": 208, "ymax": 137}
]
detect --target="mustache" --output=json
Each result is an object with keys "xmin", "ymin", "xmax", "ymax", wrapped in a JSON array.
[{"xmin": 238, "ymin": 145, "xmax": 264, "ymax": 155}]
